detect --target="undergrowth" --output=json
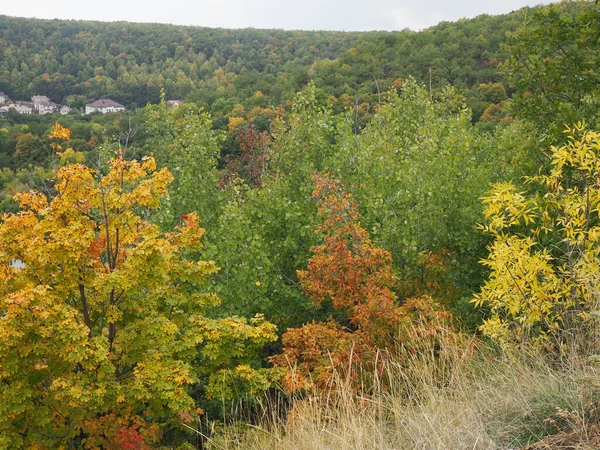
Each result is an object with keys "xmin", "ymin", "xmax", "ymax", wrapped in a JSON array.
[{"xmin": 195, "ymin": 332, "xmax": 600, "ymax": 450}]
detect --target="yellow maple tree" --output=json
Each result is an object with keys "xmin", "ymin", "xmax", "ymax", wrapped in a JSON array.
[{"xmin": 0, "ymin": 136, "xmax": 277, "ymax": 447}]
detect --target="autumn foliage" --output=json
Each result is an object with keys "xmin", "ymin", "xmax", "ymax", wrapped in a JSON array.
[
  {"xmin": 474, "ymin": 125, "xmax": 600, "ymax": 350},
  {"xmin": 237, "ymin": 125, "xmax": 271, "ymax": 187},
  {"xmin": 299, "ymin": 174, "xmax": 401, "ymax": 340},
  {"xmin": 219, "ymin": 125, "xmax": 272, "ymax": 189},
  {"xmin": 0, "ymin": 129, "xmax": 278, "ymax": 447},
  {"xmin": 271, "ymin": 174, "xmax": 451, "ymax": 392}
]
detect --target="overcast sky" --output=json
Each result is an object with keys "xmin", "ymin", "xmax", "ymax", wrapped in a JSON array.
[{"xmin": 2, "ymin": 0, "xmax": 556, "ymax": 31}]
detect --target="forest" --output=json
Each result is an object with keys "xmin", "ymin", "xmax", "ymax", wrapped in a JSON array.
[{"xmin": 1, "ymin": 1, "xmax": 600, "ymax": 448}]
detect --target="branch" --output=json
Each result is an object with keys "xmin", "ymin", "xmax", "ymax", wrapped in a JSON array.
[{"xmin": 78, "ymin": 282, "xmax": 93, "ymax": 338}]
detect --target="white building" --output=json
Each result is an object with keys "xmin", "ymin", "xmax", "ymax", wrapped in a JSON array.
[
  {"xmin": 9, "ymin": 259, "xmax": 25, "ymax": 269},
  {"xmin": 85, "ymin": 99, "xmax": 126, "ymax": 114},
  {"xmin": 32, "ymin": 95, "xmax": 58, "ymax": 114},
  {"xmin": 0, "ymin": 104, "xmax": 33, "ymax": 115},
  {"xmin": 167, "ymin": 100, "xmax": 184, "ymax": 108},
  {"xmin": 0, "ymin": 92, "xmax": 7, "ymax": 105}
]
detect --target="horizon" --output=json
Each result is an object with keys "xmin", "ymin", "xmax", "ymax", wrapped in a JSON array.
[{"xmin": 1, "ymin": 0, "xmax": 555, "ymax": 32}]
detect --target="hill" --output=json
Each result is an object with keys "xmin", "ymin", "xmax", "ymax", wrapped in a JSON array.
[{"xmin": 0, "ymin": 9, "xmax": 532, "ymax": 118}]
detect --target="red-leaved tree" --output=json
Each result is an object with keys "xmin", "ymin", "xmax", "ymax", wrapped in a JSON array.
[{"xmin": 271, "ymin": 174, "xmax": 451, "ymax": 392}]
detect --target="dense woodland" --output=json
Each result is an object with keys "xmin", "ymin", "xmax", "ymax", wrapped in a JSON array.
[
  {"xmin": 0, "ymin": 10, "xmax": 516, "ymax": 110},
  {"xmin": 1, "ymin": 1, "xmax": 600, "ymax": 448}
]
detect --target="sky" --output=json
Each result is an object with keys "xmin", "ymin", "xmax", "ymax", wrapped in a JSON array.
[{"xmin": 2, "ymin": 0, "xmax": 556, "ymax": 31}]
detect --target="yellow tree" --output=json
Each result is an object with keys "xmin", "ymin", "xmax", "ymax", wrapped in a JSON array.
[
  {"xmin": 473, "ymin": 124, "xmax": 600, "ymax": 349},
  {"xmin": 0, "ymin": 148, "xmax": 277, "ymax": 447}
]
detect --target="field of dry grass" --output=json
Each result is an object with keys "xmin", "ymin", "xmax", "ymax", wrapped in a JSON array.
[{"xmin": 197, "ymin": 333, "xmax": 600, "ymax": 450}]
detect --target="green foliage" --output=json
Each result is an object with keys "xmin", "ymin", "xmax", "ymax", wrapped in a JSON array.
[
  {"xmin": 3, "ymin": 3, "xmax": 600, "ymax": 445},
  {"xmin": 209, "ymin": 80, "xmax": 528, "ymax": 331},
  {"xmin": 0, "ymin": 165, "xmax": 53, "ymax": 213},
  {"xmin": 12, "ymin": 132, "xmax": 44, "ymax": 168},
  {"xmin": 205, "ymin": 85, "xmax": 336, "ymax": 329},
  {"xmin": 141, "ymin": 101, "xmax": 223, "ymax": 230},
  {"xmin": 0, "ymin": 4, "xmax": 536, "ymax": 119},
  {"xmin": 205, "ymin": 182, "xmax": 317, "ymax": 328},
  {"xmin": 505, "ymin": 1, "xmax": 600, "ymax": 142},
  {"xmin": 333, "ymin": 80, "xmax": 500, "ymax": 306},
  {"xmin": 270, "ymin": 82, "xmax": 337, "ymax": 187}
]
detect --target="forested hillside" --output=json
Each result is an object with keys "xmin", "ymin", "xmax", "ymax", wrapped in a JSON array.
[
  {"xmin": 2, "ymin": 1, "xmax": 600, "ymax": 448},
  {"xmin": 0, "ymin": 8, "xmax": 523, "ymax": 116},
  {"xmin": 0, "ymin": 3, "xmax": 548, "ymax": 186}
]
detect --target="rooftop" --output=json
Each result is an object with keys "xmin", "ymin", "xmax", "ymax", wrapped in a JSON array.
[
  {"xmin": 32, "ymin": 95, "xmax": 53, "ymax": 105},
  {"xmin": 86, "ymin": 99, "xmax": 125, "ymax": 108}
]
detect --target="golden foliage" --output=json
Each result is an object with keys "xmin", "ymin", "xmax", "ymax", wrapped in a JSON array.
[
  {"xmin": 474, "ymin": 124, "xmax": 600, "ymax": 349},
  {"xmin": 0, "ymin": 154, "xmax": 277, "ymax": 447}
]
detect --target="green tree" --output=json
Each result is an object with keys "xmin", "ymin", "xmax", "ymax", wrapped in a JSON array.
[
  {"xmin": 206, "ymin": 83, "xmax": 336, "ymax": 329},
  {"xmin": 12, "ymin": 133, "xmax": 44, "ymax": 168},
  {"xmin": 505, "ymin": 2, "xmax": 600, "ymax": 142},
  {"xmin": 333, "ymin": 80, "xmax": 500, "ymax": 309},
  {"xmin": 141, "ymin": 101, "xmax": 224, "ymax": 230}
]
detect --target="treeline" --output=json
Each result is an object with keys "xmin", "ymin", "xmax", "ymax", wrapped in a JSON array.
[
  {"xmin": 0, "ymin": 1, "xmax": 587, "ymax": 188},
  {"xmin": 0, "ymin": 5, "xmax": 541, "ymax": 120},
  {"xmin": 2, "ymin": 1, "xmax": 592, "ymax": 178}
]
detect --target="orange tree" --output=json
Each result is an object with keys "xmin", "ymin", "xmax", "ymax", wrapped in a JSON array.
[
  {"xmin": 271, "ymin": 174, "xmax": 450, "ymax": 392},
  {"xmin": 0, "ymin": 150, "xmax": 278, "ymax": 447}
]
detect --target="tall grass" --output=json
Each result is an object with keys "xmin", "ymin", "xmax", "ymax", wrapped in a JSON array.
[{"xmin": 200, "ymin": 332, "xmax": 600, "ymax": 450}]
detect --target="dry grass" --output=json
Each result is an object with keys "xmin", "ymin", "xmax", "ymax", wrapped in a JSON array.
[{"xmin": 200, "ymin": 334, "xmax": 600, "ymax": 450}]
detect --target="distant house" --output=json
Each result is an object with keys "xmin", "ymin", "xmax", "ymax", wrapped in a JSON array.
[
  {"xmin": 59, "ymin": 105, "xmax": 72, "ymax": 115},
  {"xmin": 0, "ymin": 92, "xmax": 7, "ymax": 105},
  {"xmin": 0, "ymin": 103, "xmax": 33, "ymax": 115},
  {"xmin": 167, "ymin": 100, "xmax": 184, "ymax": 109},
  {"xmin": 18, "ymin": 104, "xmax": 33, "ymax": 114},
  {"xmin": 85, "ymin": 99, "xmax": 126, "ymax": 114},
  {"xmin": 32, "ymin": 95, "xmax": 58, "ymax": 114}
]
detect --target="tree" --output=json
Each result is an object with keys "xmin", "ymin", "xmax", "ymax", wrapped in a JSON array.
[
  {"xmin": 473, "ymin": 124, "xmax": 600, "ymax": 350},
  {"xmin": 333, "ymin": 80, "xmax": 500, "ymax": 310},
  {"xmin": 297, "ymin": 174, "xmax": 401, "ymax": 342},
  {"xmin": 0, "ymin": 150, "xmax": 277, "ymax": 447},
  {"xmin": 12, "ymin": 132, "xmax": 43, "ymax": 168},
  {"xmin": 204, "ymin": 84, "xmax": 336, "ymax": 330},
  {"xmin": 141, "ymin": 101, "xmax": 223, "ymax": 231},
  {"xmin": 505, "ymin": 2, "xmax": 600, "ymax": 142},
  {"xmin": 236, "ymin": 125, "xmax": 271, "ymax": 187},
  {"xmin": 272, "ymin": 174, "xmax": 450, "ymax": 392}
]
